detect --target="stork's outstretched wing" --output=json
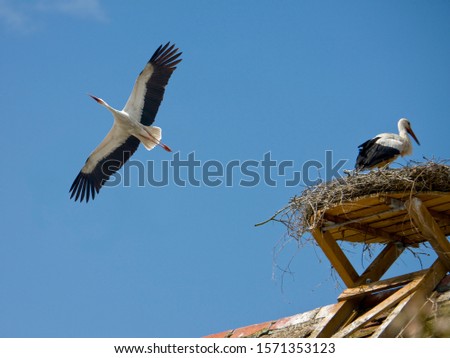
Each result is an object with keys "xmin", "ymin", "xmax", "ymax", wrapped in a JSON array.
[
  {"xmin": 70, "ymin": 124, "xmax": 140, "ymax": 202},
  {"xmin": 123, "ymin": 42, "xmax": 182, "ymax": 125}
]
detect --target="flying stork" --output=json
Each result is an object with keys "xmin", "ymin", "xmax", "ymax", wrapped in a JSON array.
[
  {"xmin": 69, "ymin": 42, "xmax": 182, "ymax": 202},
  {"xmin": 355, "ymin": 118, "xmax": 420, "ymax": 171}
]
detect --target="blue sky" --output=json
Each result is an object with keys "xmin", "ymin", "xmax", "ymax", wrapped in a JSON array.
[{"xmin": 0, "ymin": 0, "xmax": 449, "ymax": 337}]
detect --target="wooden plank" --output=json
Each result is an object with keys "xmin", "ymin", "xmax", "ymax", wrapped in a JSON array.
[
  {"xmin": 340, "ymin": 203, "xmax": 391, "ymax": 218},
  {"xmin": 365, "ymin": 213, "xmax": 410, "ymax": 228},
  {"xmin": 310, "ymin": 228, "xmax": 360, "ymax": 288},
  {"xmin": 373, "ymin": 259, "xmax": 447, "ymax": 337},
  {"xmin": 332, "ymin": 259, "xmax": 444, "ymax": 338},
  {"xmin": 406, "ymin": 197, "xmax": 450, "ymax": 270},
  {"xmin": 419, "ymin": 194, "xmax": 450, "ymax": 207},
  {"xmin": 429, "ymin": 203, "xmax": 450, "ymax": 213},
  {"xmin": 324, "ymin": 213, "xmax": 408, "ymax": 243},
  {"xmin": 327, "ymin": 217, "xmax": 416, "ymax": 244},
  {"xmin": 324, "ymin": 195, "xmax": 384, "ymax": 216},
  {"xmin": 323, "ymin": 192, "xmax": 448, "ymax": 220},
  {"xmin": 374, "ymin": 220, "xmax": 441, "ymax": 238},
  {"xmin": 332, "ymin": 204, "xmax": 390, "ymax": 221},
  {"xmin": 356, "ymin": 215, "xmax": 414, "ymax": 235},
  {"xmin": 363, "ymin": 216, "xmax": 446, "ymax": 244},
  {"xmin": 339, "ymin": 195, "xmax": 398, "ymax": 213},
  {"xmin": 429, "ymin": 208, "xmax": 450, "ymax": 224},
  {"xmin": 323, "ymin": 205, "xmax": 409, "ymax": 232},
  {"xmin": 309, "ymin": 301, "xmax": 357, "ymax": 338},
  {"xmin": 342, "ymin": 209, "xmax": 407, "ymax": 228},
  {"xmin": 328, "ymin": 227, "xmax": 362, "ymax": 239},
  {"xmin": 327, "ymin": 228, "xmax": 363, "ymax": 242},
  {"xmin": 326, "ymin": 205, "xmax": 402, "ymax": 224},
  {"xmin": 371, "ymin": 293, "xmax": 415, "ymax": 337},
  {"xmin": 372, "ymin": 292, "xmax": 435, "ymax": 338},
  {"xmin": 357, "ymin": 242, "xmax": 404, "ymax": 285},
  {"xmin": 392, "ymin": 191, "xmax": 449, "ymax": 203},
  {"xmin": 396, "ymin": 292, "xmax": 436, "ymax": 337},
  {"xmin": 330, "ymin": 230, "xmax": 409, "ymax": 245},
  {"xmin": 328, "ymin": 217, "xmax": 450, "ymax": 245},
  {"xmin": 395, "ymin": 223, "xmax": 450, "ymax": 246},
  {"xmin": 338, "ymin": 269, "xmax": 427, "ymax": 301}
]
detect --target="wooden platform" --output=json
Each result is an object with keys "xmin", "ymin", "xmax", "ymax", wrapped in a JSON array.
[
  {"xmin": 309, "ymin": 191, "xmax": 450, "ymax": 337},
  {"xmin": 319, "ymin": 191, "xmax": 450, "ymax": 245}
]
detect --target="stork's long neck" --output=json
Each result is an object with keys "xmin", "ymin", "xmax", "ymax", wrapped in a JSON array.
[
  {"xmin": 398, "ymin": 125, "xmax": 409, "ymax": 140},
  {"xmin": 90, "ymin": 95, "xmax": 118, "ymax": 115},
  {"xmin": 398, "ymin": 123, "xmax": 412, "ymax": 156},
  {"xmin": 101, "ymin": 101, "xmax": 116, "ymax": 113}
]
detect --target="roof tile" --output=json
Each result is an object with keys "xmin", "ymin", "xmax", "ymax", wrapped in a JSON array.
[
  {"xmin": 204, "ymin": 330, "xmax": 233, "ymax": 338},
  {"xmin": 271, "ymin": 309, "xmax": 319, "ymax": 330},
  {"xmin": 230, "ymin": 321, "xmax": 273, "ymax": 338}
]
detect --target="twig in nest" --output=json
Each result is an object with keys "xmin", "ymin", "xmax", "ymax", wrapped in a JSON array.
[{"xmin": 255, "ymin": 205, "xmax": 290, "ymax": 227}]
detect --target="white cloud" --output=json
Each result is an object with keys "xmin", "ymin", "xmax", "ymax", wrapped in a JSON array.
[
  {"xmin": 0, "ymin": 0, "xmax": 107, "ymax": 33},
  {"xmin": 37, "ymin": 0, "xmax": 108, "ymax": 22},
  {"xmin": 0, "ymin": 0, "xmax": 34, "ymax": 33}
]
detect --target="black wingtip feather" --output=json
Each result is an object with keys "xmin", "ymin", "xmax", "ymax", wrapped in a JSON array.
[
  {"xmin": 149, "ymin": 42, "xmax": 182, "ymax": 69},
  {"xmin": 81, "ymin": 178, "xmax": 88, "ymax": 202},
  {"xmin": 69, "ymin": 172, "xmax": 89, "ymax": 203},
  {"xmin": 70, "ymin": 172, "xmax": 93, "ymax": 203}
]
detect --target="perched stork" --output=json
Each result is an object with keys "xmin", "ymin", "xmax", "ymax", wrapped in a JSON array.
[
  {"xmin": 355, "ymin": 118, "xmax": 420, "ymax": 171},
  {"xmin": 69, "ymin": 42, "xmax": 182, "ymax": 202}
]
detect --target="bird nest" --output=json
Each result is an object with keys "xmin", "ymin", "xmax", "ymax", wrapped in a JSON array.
[{"xmin": 266, "ymin": 160, "xmax": 450, "ymax": 246}]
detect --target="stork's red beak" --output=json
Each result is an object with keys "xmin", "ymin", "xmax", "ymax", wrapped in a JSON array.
[
  {"xmin": 88, "ymin": 94, "xmax": 103, "ymax": 104},
  {"xmin": 407, "ymin": 127, "xmax": 420, "ymax": 145}
]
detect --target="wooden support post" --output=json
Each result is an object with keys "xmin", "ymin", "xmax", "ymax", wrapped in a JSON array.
[
  {"xmin": 357, "ymin": 242, "xmax": 404, "ymax": 285},
  {"xmin": 310, "ymin": 228, "xmax": 359, "ymax": 288},
  {"xmin": 405, "ymin": 197, "xmax": 450, "ymax": 270}
]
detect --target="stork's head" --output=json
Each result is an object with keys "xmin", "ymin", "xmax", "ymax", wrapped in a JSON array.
[{"xmin": 398, "ymin": 118, "xmax": 420, "ymax": 145}]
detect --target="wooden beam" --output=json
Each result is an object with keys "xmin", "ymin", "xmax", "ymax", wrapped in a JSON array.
[
  {"xmin": 332, "ymin": 259, "xmax": 443, "ymax": 338},
  {"xmin": 309, "ymin": 301, "xmax": 357, "ymax": 338},
  {"xmin": 396, "ymin": 292, "xmax": 436, "ymax": 337},
  {"xmin": 373, "ymin": 259, "xmax": 447, "ymax": 337},
  {"xmin": 338, "ymin": 269, "xmax": 428, "ymax": 301},
  {"xmin": 310, "ymin": 228, "xmax": 359, "ymax": 288},
  {"xmin": 429, "ymin": 208, "xmax": 450, "ymax": 226},
  {"xmin": 371, "ymin": 293, "xmax": 414, "ymax": 337},
  {"xmin": 357, "ymin": 242, "xmax": 404, "ymax": 285},
  {"xmin": 405, "ymin": 197, "xmax": 450, "ymax": 270}
]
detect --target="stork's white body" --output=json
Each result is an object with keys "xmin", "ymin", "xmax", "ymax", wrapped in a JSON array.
[
  {"xmin": 355, "ymin": 118, "xmax": 420, "ymax": 171},
  {"xmin": 80, "ymin": 108, "xmax": 162, "ymax": 174}
]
